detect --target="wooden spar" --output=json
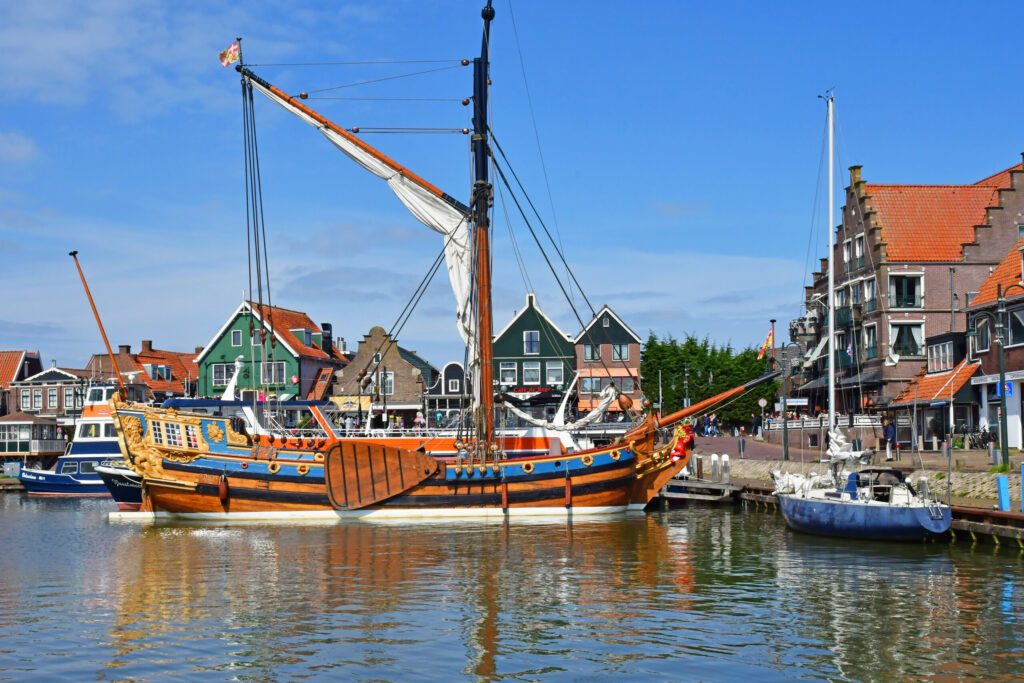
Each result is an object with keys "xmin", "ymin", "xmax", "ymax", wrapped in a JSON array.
[
  {"xmin": 627, "ymin": 370, "xmax": 781, "ymax": 440},
  {"xmin": 472, "ymin": 0, "xmax": 496, "ymax": 452},
  {"xmin": 237, "ymin": 67, "xmax": 467, "ymax": 213},
  {"xmin": 69, "ymin": 251, "xmax": 127, "ymax": 395}
]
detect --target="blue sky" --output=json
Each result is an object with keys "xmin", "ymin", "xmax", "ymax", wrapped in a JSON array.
[{"xmin": 2, "ymin": 1, "xmax": 1023, "ymax": 369}]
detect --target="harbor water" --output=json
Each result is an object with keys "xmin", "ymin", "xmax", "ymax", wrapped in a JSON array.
[{"xmin": 0, "ymin": 495, "xmax": 1021, "ymax": 681}]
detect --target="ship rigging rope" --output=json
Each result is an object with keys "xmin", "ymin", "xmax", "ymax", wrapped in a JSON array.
[
  {"xmin": 488, "ymin": 143, "xmax": 639, "ymax": 407},
  {"xmin": 241, "ymin": 72, "xmax": 280, "ymax": 406},
  {"xmin": 488, "ymin": 130, "xmax": 636, "ymax": 387},
  {"xmin": 246, "ymin": 59, "xmax": 467, "ymax": 67},
  {"xmin": 302, "ymin": 64, "xmax": 467, "ymax": 96}
]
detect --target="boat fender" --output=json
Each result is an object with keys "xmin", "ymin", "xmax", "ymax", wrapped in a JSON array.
[
  {"xmin": 522, "ymin": 462, "xmax": 535, "ymax": 474},
  {"xmin": 218, "ymin": 473, "xmax": 229, "ymax": 505},
  {"xmin": 314, "ymin": 452, "xmax": 325, "ymax": 462},
  {"xmin": 297, "ymin": 463, "xmax": 310, "ymax": 476},
  {"xmin": 582, "ymin": 454, "xmax": 594, "ymax": 466},
  {"xmin": 610, "ymin": 451, "xmax": 621, "ymax": 461},
  {"xmin": 268, "ymin": 461, "xmax": 281, "ymax": 474}
]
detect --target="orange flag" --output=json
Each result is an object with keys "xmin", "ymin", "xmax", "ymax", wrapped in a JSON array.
[
  {"xmin": 756, "ymin": 327, "xmax": 774, "ymax": 360},
  {"xmin": 219, "ymin": 41, "xmax": 240, "ymax": 67}
]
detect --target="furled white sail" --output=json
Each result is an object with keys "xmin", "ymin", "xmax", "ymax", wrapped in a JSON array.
[
  {"xmin": 246, "ymin": 78, "xmax": 478, "ymax": 388},
  {"xmin": 502, "ymin": 385, "xmax": 619, "ymax": 432}
]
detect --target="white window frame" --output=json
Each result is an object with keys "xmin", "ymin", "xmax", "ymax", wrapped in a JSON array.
[
  {"xmin": 523, "ymin": 330, "xmax": 540, "ymax": 355},
  {"xmin": 854, "ymin": 234, "xmax": 864, "ymax": 259},
  {"xmin": 499, "ymin": 362, "xmax": 517, "ymax": 385},
  {"xmin": 64, "ymin": 388, "xmax": 74, "ymax": 409},
  {"xmin": 842, "ymin": 240, "xmax": 851, "ymax": 264},
  {"xmin": 20, "ymin": 389, "xmax": 29, "ymax": 410},
  {"xmin": 583, "ymin": 344, "xmax": 599, "ymax": 362},
  {"xmin": 261, "ymin": 361, "xmax": 287, "ymax": 385},
  {"xmin": 546, "ymin": 361, "xmax": 564, "ymax": 385},
  {"xmin": 47, "ymin": 388, "xmax": 57, "ymax": 408},
  {"xmin": 522, "ymin": 361, "xmax": 541, "ymax": 385},
  {"xmin": 231, "ymin": 330, "xmax": 242, "ymax": 347},
  {"xmin": 602, "ymin": 316, "xmax": 610, "ymax": 328},
  {"xmin": 888, "ymin": 272, "xmax": 924, "ymax": 309},
  {"xmin": 973, "ymin": 317, "xmax": 991, "ymax": 354},
  {"xmin": 32, "ymin": 389, "xmax": 42, "ymax": 410},
  {"xmin": 211, "ymin": 363, "xmax": 237, "ymax": 387},
  {"xmin": 447, "ymin": 379, "xmax": 460, "ymax": 393},
  {"xmin": 863, "ymin": 324, "xmax": 877, "ymax": 351},
  {"xmin": 890, "ymin": 322, "xmax": 925, "ymax": 357},
  {"xmin": 612, "ymin": 344, "xmax": 629, "ymax": 361}
]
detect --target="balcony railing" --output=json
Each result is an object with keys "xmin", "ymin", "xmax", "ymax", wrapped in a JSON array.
[
  {"xmin": 855, "ymin": 256, "xmax": 865, "ymax": 269},
  {"xmin": 892, "ymin": 295, "xmax": 922, "ymax": 309},
  {"xmin": 843, "ymin": 262, "xmax": 852, "ymax": 273},
  {"xmin": 864, "ymin": 344, "xmax": 878, "ymax": 360},
  {"xmin": 835, "ymin": 350, "xmax": 854, "ymax": 369},
  {"xmin": 864, "ymin": 298, "xmax": 877, "ymax": 313},
  {"xmin": 893, "ymin": 343, "xmax": 923, "ymax": 357},
  {"xmin": 835, "ymin": 306, "xmax": 852, "ymax": 327}
]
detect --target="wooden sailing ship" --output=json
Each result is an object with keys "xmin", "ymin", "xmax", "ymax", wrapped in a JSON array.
[{"xmin": 96, "ymin": 3, "xmax": 776, "ymax": 520}]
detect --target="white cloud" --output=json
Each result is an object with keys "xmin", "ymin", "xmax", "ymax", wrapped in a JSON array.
[{"xmin": 0, "ymin": 131, "xmax": 38, "ymax": 163}]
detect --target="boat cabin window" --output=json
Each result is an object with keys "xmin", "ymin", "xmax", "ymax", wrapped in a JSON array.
[
  {"xmin": 79, "ymin": 423, "xmax": 102, "ymax": 439},
  {"xmin": 60, "ymin": 462, "xmax": 79, "ymax": 474},
  {"xmin": 79, "ymin": 461, "xmax": 97, "ymax": 475},
  {"xmin": 105, "ymin": 424, "xmax": 116, "ymax": 438}
]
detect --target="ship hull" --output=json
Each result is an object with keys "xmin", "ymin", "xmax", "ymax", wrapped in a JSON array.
[{"xmin": 777, "ymin": 494, "xmax": 952, "ymax": 541}]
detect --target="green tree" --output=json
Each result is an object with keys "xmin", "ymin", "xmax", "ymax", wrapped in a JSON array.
[{"xmin": 640, "ymin": 333, "xmax": 778, "ymax": 428}]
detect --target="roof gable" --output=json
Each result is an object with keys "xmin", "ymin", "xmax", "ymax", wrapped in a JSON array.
[
  {"xmin": 493, "ymin": 293, "xmax": 572, "ymax": 344},
  {"xmin": 974, "ymin": 162, "xmax": 1022, "ymax": 189},
  {"xmin": 15, "ymin": 367, "xmax": 85, "ymax": 384},
  {"xmin": 195, "ymin": 301, "xmax": 339, "ymax": 364},
  {"xmin": 0, "ymin": 351, "xmax": 26, "ymax": 389},
  {"xmin": 574, "ymin": 305, "xmax": 641, "ymax": 344}
]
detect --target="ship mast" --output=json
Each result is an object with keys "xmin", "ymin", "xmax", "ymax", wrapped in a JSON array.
[{"xmin": 473, "ymin": 0, "xmax": 496, "ymax": 451}]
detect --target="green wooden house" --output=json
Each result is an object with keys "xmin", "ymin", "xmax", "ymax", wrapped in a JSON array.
[
  {"xmin": 195, "ymin": 301, "xmax": 348, "ymax": 400},
  {"xmin": 492, "ymin": 293, "xmax": 575, "ymax": 419}
]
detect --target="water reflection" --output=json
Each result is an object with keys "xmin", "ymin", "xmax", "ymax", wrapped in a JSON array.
[{"xmin": 0, "ymin": 497, "xmax": 1022, "ymax": 680}]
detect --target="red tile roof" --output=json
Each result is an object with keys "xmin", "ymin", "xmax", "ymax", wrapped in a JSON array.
[
  {"xmin": 970, "ymin": 237, "xmax": 1024, "ymax": 308},
  {"xmin": 891, "ymin": 359, "xmax": 979, "ymax": 406},
  {"xmin": 0, "ymin": 351, "xmax": 25, "ymax": 389},
  {"xmin": 865, "ymin": 184, "xmax": 999, "ymax": 262},
  {"xmin": 248, "ymin": 301, "xmax": 347, "ymax": 362},
  {"xmin": 974, "ymin": 162, "xmax": 1022, "ymax": 189},
  {"xmin": 134, "ymin": 348, "xmax": 199, "ymax": 395}
]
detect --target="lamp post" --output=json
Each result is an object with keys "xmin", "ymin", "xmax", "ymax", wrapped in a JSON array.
[{"xmin": 779, "ymin": 341, "xmax": 803, "ymax": 461}]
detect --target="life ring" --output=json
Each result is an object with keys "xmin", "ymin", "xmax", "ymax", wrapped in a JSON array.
[
  {"xmin": 297, "ymin": 463, "xmax": 310, "ymax": 476},
  {"xmin": 314, "ymin": 452, "xmax": 325, "ymax": 462},
  {"xmin": 610, "ymin": 451, "xmax": 621, "ymax": 461},
  {"xmin": 522, "ymin": 462, "xmax": 535, "ymax": 474},
  {"xmin": 268, "ymin": 461, "xmax": 281, "ymax": 474},
  {"xmin": 582, "ymin": 454, "xmax": 594, "ymax": 466}
]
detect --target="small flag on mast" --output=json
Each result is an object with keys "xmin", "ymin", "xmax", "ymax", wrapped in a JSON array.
[
  {"xmin": 219, "ymin": 41, "xmax": 240, "ymax": 67},
  {"xmin": 756, "ymin": 327, "xmax": 774, "ymax": 361}
]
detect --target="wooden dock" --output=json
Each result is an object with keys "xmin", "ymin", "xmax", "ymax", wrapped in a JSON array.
[{"xmin": 0, "ymin": 478, "xmax": 24, "ymax": 492}]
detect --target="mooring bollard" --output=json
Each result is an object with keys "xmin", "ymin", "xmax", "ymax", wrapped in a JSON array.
[
  {"xmin": 1020, "ymin": 463, "xmax": 1024, "ymax": 514},
  {"xmin": 997, "ymin": 475, "xmax": 1011, "ymax": 512},
  {"xmin": 990, "ymin": 443, "xmax": 999, "ymax": 466},
  {"xmin": 711, "ymin": 453, "xmax": 721, "ymax": 483},
  {"xmin": 737, "ymin": 437, "xmax": 746, "ymax": 459},
  {"xmin": 721, "ymin": 454, "xmax": 731, "ymax": 484},
  {"xmin": 695, "ymin": 455, "xmax": 704, "ymax": 480}
]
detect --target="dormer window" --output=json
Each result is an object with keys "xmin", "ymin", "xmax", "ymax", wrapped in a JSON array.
[
  {"xmin": 602, "ymin": 316, "xmax": 610, "ymax": 327},
  {"xmin": 927, "ymin": 342, "xmax": 953, "ymax": 373}
]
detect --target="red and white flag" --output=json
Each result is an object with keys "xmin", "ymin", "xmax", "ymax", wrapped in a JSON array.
[{"xmin": 219, "ymin": 41, "xmax": 240, "ymax": 67}]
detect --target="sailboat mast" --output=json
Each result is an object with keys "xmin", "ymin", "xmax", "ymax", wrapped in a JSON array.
[
  {"xmin": 473, "ymin": 1, "xmax": 496, "ymax": 449},
  {"xmin": 826, "ymin": 93, "xmax": 836, "ymax": 434}
]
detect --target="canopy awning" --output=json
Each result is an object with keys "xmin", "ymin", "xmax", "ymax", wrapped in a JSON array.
[
  {"xmin": 577, "ymin": 367, "xmax": 637, "ymax": 378},
  {"xmin": 797, "ymin": 375, "xmax": 829, "ymax": 391},
  {"xmin": 838, "ymin": 367, "xmax": 883, "ymax": 387},
  {"xmin": 803, "ymin": 337, "xmax": 827, "ymax": 367}
]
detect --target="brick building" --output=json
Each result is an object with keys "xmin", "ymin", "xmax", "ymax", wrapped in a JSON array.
[{"xmin": 792, "ymin": 159, "xmax": 1024, "ymax": 413}]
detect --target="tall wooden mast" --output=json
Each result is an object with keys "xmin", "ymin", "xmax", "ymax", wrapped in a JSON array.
[{"xmin": 473, "ymin": 1, "xmax": 496, "ymax": 450}]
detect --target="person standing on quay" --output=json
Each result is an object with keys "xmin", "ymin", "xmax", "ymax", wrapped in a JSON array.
[{"xmin": 883, "ymin": 418, "xmax": 898, "ymax": 461}]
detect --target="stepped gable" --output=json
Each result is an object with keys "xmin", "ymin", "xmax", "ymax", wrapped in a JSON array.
[{"xmin": 971, "ymin": 237, "xmax": 1024, "ymax": 308}]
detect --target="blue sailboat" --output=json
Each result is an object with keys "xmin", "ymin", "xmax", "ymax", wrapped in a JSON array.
[{"xmin": 773, "ymin": 94, "xmax": 951, "ymax": 541}]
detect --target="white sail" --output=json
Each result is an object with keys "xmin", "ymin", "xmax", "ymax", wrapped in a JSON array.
[{"xmin": 246, "ymin": 78, "xmax": 478, "ymax": 388}]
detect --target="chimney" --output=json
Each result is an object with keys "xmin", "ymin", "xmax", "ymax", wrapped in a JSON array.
[
  {"xmin": 118, "ymin": 344, "xmax": 131, "ymax": 355},
  {"xmin": 194, "ymin": 346, "xmax": 204, "ymax": 354},
  {"xmin": 321, "ymin": 322, "xmax": 333, "ymax": 355},
  {"xmin": 849, "ymin": 165, "xmax": 862, "ymax": 185},
  {"xmin": 141, "ymin": 340, "xmax": 154, "ymax": 353},
  {"xmin": 338, "ymin": 336, "xmax": 347, "ymax": 354}
]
